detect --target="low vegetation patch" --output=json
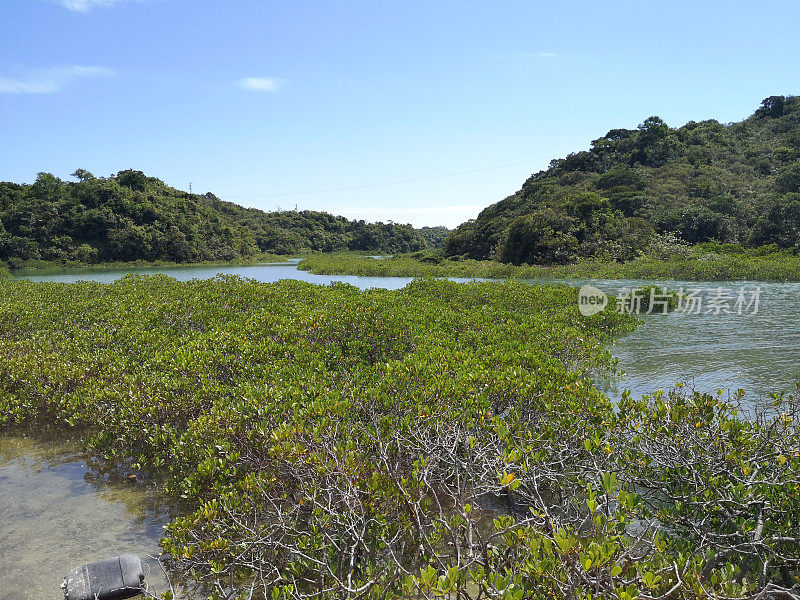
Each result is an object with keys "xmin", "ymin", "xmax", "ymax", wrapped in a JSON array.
[
  {"xmin": 299, "ymin": 245, "xmax": 800, "ymax": 281},
  {"xmin": 6, "ymin": 252, "xmax": 291, "ymax": 275},
  {"xmin": 0, "ymin": 277, "xmax": 798, "ymax": 599}
]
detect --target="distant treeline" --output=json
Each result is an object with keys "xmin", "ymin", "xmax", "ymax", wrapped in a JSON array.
[
  {"xmin": 0, "ymin": 169, "xmax": 448, "ymax": 267},
  {"xmin": 446, "ymin": 95, "xmax": 800, "ymax": 264}
]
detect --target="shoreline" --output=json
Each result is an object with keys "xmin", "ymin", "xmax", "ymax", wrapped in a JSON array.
[
  {"xmin": 7, "ymin": 253, "xmax": 294, "ymax": 276},
  {"xmin": 297, "ymin": 251, "xmax": 800, "ymax": 282}
]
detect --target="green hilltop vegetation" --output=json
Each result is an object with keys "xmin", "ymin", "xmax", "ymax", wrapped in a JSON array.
[
  {"xmin": 0, "ymin": 169, "xmax": 447, "ymax": 268},
  {"xmin": 445, "ymin": 95, "xmax": 800, "ymax": 265}
]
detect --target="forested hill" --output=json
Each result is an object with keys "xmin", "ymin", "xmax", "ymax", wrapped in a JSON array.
[
  {"xmin": 0, "ymin": 169, "xmax": 447, "ymax": 267},
  {"xmin": 445, "ymin": 95, "xmax": 800, "ymax": 264}
]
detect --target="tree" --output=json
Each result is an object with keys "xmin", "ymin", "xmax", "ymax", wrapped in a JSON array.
[
  {"xmin": 777, "ymin": 161, "xmax": 800, "ymax": 193},
  {"xmin": 630, "ymin": 116, "xmax": 684, "ymax": 167},
  {"xmin": 749, "ymin": 199, "xmax": 800, "ymax": 248},
  {"xmin": 29, "ymin": 172, "xmax": 63, "ymax": 200},
  {"xmin": 116, "ymin": 169, "xmax": 148, "ymax": 191},
  {"xmin": 71, "ymin": 169, "xmax": 95, "ymax": 181},
  {"xmin": 595, "ymin": 166, "xmax": 645, "ymax": 191},
  {"xmin": 755, "ymin": 95, "xmax": 786, "ymax": 119},
  {"xmin": 499, "ymin": 211, "xmax": 578, "ymax": 265}
]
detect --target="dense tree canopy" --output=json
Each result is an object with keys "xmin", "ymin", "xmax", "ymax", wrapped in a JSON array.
[
  {"xmin": 0, "ymin": 170, "xmax": 444, "ymax": 266},
  {"xmin": 446, "ymin": 95, "xmax": 800, "ymax": 264}
]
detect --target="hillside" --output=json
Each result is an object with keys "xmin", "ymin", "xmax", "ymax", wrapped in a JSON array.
[
  {"xmin": 0, "ymin": 170, "xmax": 445, "ymax": 267},
  {"xmin": 445, "ymin": 95, "xmax": 800, "ymax": 264}
]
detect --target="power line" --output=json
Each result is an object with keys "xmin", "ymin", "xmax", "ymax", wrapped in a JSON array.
[{"xmin": 224, "ymin": 158, "xmax": 545, "ymax": 200}]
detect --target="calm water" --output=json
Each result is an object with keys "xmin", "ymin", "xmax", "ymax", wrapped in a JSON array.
[
  {"xmin": 6, "ymin": 262, "xmax": 799, "ymax": 599},
  {"xmin": 14, "ymin": 259, "xmax": 415, "ymax": 289},
  {"xmin": 0, "ymin": 431, "xmax": 174, "ymax": 600},
  {"xmin": 575, "ymin": 279, "xmax": 800, "ymax": 405}
]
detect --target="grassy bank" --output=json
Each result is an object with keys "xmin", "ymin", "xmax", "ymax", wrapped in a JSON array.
[
  {"xmin": 7, "ymin": 252, "xmax": 291, "ymax": 276},
  {"xmin": 298, "ymin": 247, "xmax": 800, "ymax": 281},
  {"xmin": 1, "ymin": 276, "xmax": 798, "ymax": 599}
]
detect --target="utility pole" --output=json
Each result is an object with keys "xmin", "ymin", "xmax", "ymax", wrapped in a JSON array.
[{"xmin": 189, "ymin": 182, "xmax": 193, "ymax": 194}]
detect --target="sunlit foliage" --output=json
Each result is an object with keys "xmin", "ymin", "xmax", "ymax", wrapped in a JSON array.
[
  {"xmin": 447, "ymin": 96, "xmax": 800, "ymax": 265},
  {"xmin": 0, "ymin": 170, "xmax": 443, "ymax": 268},
  {"xmin": 1, "ymin": 278, "xmax": 798, "ymax": 599}
]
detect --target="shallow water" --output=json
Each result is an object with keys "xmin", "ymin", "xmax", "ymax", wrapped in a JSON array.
[
  {"xmin": 12, "ymin": 259, "xmax": 411, "ymax": 289},
  {"xmin": 0, "ymin": 432, "xmax": 174, "ymax": 600},
  {"xmin": 12, "ymin": 259, "xmax": 495, "ymax": 289}
]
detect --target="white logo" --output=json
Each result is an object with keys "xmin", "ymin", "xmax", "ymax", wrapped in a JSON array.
[{"xmin": 578, "ymin": 285, "xmax": 608, "ymax": 316}]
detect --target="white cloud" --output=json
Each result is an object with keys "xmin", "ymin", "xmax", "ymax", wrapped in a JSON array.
[
  {"xmin": 239, "ymin": 77, "xmax": 283, "ymax": 93},
  {"xmin": 56, "ymin": 0, "xmax": 132, "ymax": 11},
  {"xmin": 0, "ymin": 65, "xmax": 116, "ymax": 94}
]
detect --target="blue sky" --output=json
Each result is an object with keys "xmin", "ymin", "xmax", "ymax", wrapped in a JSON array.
[{"xmin": 1, "ymin": 0, "xmax": 799, "ymax": 227}]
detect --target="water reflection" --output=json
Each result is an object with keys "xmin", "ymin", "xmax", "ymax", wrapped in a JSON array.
[
  {"xmin": 583, "ymin": 280, "xmax": 800, "ymax": 406},
  {"xmin": 11, "ymin": 259, "xmax": 489, "ymax": 290},
  {"xmin": 0, "ymin": 430, "xmax": 174, "ymax": 600}
]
